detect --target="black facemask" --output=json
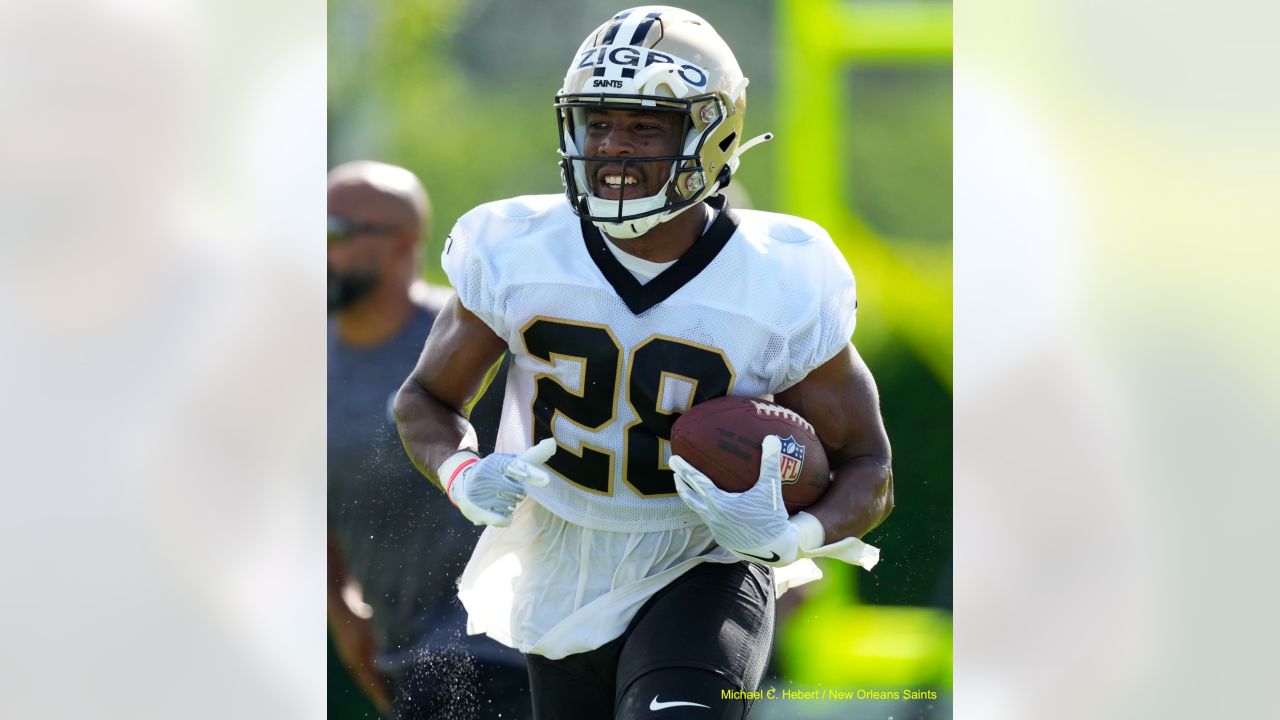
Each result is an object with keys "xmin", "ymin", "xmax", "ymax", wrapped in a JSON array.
[{"xmin": 327, "ymin": 266, "xmax": 380, "ymax": 312}]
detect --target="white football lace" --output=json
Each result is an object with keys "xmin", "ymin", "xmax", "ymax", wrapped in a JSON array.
[{"xmin": 749, "ymin": 400, "xmax": 815, "ymax": 434}]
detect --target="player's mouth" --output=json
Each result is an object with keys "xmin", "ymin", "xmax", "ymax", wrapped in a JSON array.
[{"xmin": 594, "ymin": 166, "xmax": 646, "ymax": 201}]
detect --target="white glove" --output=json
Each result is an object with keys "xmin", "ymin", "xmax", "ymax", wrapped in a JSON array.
[
  {"xmin": 439, "ymin": 439, "xmax": 556, "ymax": 527},
  {"xmin": 672, "ymin": 435, "xmax": 882, "ymax": 570},
  {"xmin": 672, "ymin": 435, "xmax": 805, "ymax": 567}
]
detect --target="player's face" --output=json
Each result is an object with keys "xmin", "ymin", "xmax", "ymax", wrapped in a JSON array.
[{"xmin": 583, "ymin": 108, "xmax": 685, "ymax": 201}]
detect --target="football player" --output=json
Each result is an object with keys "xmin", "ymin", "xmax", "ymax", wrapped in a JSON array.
[{"xmin": 394, "ymin": 6, "xmax": 894, "ymax": 718}]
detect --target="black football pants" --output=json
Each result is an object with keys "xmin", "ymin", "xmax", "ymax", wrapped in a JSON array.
[{"xmin": 525, "ymin": 560, "xmax": 775, "ymax": 719}]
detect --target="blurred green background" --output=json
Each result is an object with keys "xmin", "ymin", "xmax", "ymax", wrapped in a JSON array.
[{"xmin": 329, "ymin": 0, "xmax": 951, "ymax": 717}]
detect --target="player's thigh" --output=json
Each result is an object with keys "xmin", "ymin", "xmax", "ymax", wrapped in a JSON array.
[
  {"xmin": 526, "ymin": 642, "xmax": 620, "ymax": 720},
  {"xmin": 616, "ymin": 561, "xmax": 775, "ymax": 712},
  {"xmin": 616, "ymin": 667, "xmax": 748, "ymax": 720}
]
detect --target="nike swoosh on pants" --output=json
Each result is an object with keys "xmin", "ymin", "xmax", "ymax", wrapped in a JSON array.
[{"xmin": 650, "ymin": 695, "xmax": 711, "ymax": 711}]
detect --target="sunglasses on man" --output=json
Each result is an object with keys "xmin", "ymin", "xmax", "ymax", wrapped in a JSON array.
[{"xmin": 328, "ymin": 215, "xmax": 399, "ymax": 244}]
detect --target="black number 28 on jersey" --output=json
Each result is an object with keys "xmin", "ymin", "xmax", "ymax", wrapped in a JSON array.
[{"xmin": 520, "ymin": 317, "xmax": 734, "ymax": 498}]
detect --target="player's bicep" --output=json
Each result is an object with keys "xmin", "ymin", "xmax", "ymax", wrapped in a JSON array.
[
  {"xmin": 407, "ymin": 294, "xmax": 507, "ymax": 412},
  {"xmin": 775, "ymin": 343, "xmax": 889, "ymax": 466}
]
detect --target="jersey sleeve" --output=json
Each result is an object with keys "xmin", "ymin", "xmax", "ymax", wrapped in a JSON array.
[
  {"xmin": 440, "ymin": 207, "xmax": 508, "ymax": 339},
  {"xmin": 776, "ymin": 234, "xmax": 858, "ymax": 392}
]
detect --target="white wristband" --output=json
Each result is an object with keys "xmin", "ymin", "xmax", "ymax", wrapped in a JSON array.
[
  {"xmin": 438, "ymin": 450, "xmax": 481, "ymax": 489},
  {"xmin": 788, "ymin": 513, "xmax": 882, "ymax": 570},
  {"xmin": 788, "ymin": 511, "xmax": 826, "ymax": 551}
]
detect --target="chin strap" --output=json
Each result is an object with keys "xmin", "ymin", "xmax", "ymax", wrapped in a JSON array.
[{"xmin": 726, "ymin": 132, "xmax": 774, "ymax": 175}]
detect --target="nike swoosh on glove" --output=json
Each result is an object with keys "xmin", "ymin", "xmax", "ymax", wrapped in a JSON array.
[
  {"xmin": 442, "ymin": 439, "xmax": 555, "ymax": 527},
  {"xmin": 671, "ymin": 435, "xmax": 802, "ymax": 567}
]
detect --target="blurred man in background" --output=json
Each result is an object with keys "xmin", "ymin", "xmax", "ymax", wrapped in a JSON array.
[{"xmin": 327, "ymin": 161, "xmax": 524, "ymax": 719}]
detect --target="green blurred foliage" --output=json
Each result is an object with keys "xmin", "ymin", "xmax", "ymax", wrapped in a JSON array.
[
  {"xmin": 861, "ymin": 341, "xmax": 952, "ymax": 608},
  {"xmin": 845, "ymin": 65, "xmax": 953, "ymax": 245}
]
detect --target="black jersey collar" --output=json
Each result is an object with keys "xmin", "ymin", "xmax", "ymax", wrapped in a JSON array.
[{"xmin": 580, "ymin": 195, "xmax": 738, "ymax": 316}]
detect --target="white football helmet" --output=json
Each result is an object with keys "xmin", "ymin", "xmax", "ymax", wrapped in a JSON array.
[{"xmin": 555, "ymin": 6, "xmax": 771, "ymax": 238}]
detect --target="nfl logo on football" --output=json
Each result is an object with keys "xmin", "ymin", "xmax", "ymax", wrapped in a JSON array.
[{"xmin": 778, "ymin": 435, "xmax": 805, "ymax": 485}]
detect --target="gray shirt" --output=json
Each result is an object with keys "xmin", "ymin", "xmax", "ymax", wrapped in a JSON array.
[{"xmin": 328, "ymin": 298, "xmax": 517, "ymax": 668}]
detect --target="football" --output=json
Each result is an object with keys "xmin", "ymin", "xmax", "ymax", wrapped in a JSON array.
[{"xmin": 670, "ymin": 396, "xmax": 830, "ymax": 513}]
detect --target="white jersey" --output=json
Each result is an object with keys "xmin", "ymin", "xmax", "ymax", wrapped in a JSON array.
[{"xmin": 442, "ymin": 194, "xmax": 856, "ymax": 657}]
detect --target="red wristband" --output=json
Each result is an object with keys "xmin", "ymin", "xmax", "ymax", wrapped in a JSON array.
[{"xmin": 445, "ymin": 457, "xmax": 479, "ymax": 505}]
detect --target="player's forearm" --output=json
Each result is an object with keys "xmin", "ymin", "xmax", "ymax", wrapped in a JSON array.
[
  {"xmin": 806, "ymin": 455, "xmax": 894, "ymax": 543},
  {"xmin": 392, "ymin": 379, "xmax": 479, "ymax": 491}
]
